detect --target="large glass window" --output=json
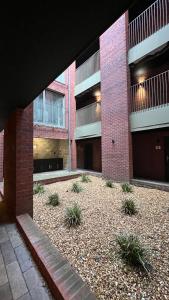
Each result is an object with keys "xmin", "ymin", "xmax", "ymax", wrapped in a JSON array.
[{"xmin": 33, "ymin": 90, "xmax": 65, "ymax": 127}]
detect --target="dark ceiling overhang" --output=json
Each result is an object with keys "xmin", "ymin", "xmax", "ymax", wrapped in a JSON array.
[{"xmin": 0, "ymin": 1, "xmax": 138, "ymax": 130}]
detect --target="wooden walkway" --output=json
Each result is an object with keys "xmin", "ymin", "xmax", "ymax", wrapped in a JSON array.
[{"xmin": 0, "ymin": 223, "xmax": 54, "ymax": 300}]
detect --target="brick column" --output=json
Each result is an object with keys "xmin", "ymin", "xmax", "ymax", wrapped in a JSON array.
[
  {"xmin": 4, "ymin": 104, "xmax": 33, "ymax": 218},
  {"xmin": 0, "ymin": 131, "xmax": 4, "ymax": 181},
  {"xmin": 69, "ymin": 63, "xmax": 77, "ymax": 170},
  {"xmin": 100, "ymin": 13, "xmax": 132, "ymax": 181}
]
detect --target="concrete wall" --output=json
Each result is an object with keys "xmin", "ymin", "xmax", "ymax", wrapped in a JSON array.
[
  {"xmin": 130, "ymin": 105, "xmax": 169, "ymax": 132},
  {"xmin": 75, "ymin": 121, "xmax": 101, "ymax": 140},
  {"xmin": 33, "ymin": 138, "xmax": 69, "ymax": 169},
  {"xmin": 75, "ymin": 71, "xmax": 101, "ymax": 96}
]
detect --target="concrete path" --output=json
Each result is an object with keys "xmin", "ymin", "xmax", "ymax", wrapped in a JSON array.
[
  {"xmin": 0, "ymin": 223, "xmax": 54, "ymax": 300},
  {"xmin": 33, "ymin": 169, "xmax": 84, "ymax": 182}
]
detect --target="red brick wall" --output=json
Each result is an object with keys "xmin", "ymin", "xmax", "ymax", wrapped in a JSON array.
[
  {"xmin": 69, "ymin": 63, "xmax": 77, "ymax": 170},
  {"xmin": 4, "ymin": 104, "xmax": 33, "ymax": 218},
  {"xmin": 0, "ymin": 131, "xmax": 4, "ymax": 181},
  {"xmin": 100, "ymin": 13, "xmax": 132, "ymax": 181}
]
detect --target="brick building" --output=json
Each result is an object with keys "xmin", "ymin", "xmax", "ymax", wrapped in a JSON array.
[{"xmin": 0, "ymin": 0, "xmax": 169, "ymax": 183}]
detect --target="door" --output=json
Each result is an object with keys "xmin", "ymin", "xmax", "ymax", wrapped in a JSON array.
[
  {"xmin": 84, "ymin": 143, "xmax": 93, "ymax": 170},
  {"xmin": 164, "ymin": 137, "xmax": 169, "ymax": 182}
]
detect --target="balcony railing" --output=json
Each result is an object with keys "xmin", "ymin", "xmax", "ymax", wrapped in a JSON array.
[
  {"xmin": 129, "ymin": 0, "xmax": 169, "ymax": 48},
  {"xmin": 76, "ymin": 102, "xmax": 101, "ymax": 127},
  {"xmin": 76, "ymin": 51, "xmax": 100, "ymax": 85},
  {"xmin": 131, "ymin": 70, "xmax": 169, "ymax": 112}
]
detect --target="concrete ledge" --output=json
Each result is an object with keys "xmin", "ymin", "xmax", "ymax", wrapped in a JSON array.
[
  {"xmin": 34, "ymin": 174, "xmax": 82, "ymax": 185},
  {"xmin": 16, "ymin": 214, "xmax": 96, "ymax": 300},
  {"xmin": 131, "ymin": 179, "xmax": 169, "ymax": 192}
]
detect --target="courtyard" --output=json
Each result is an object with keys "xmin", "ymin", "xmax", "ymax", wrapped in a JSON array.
[{"xmin": 34, "ymin": 176, "xmax": 169, "ymax": 300}]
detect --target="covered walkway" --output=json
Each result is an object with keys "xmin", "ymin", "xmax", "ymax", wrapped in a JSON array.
[{"xmin": 0, "ymin": 223, "xmax": 53, "ymax": 300}]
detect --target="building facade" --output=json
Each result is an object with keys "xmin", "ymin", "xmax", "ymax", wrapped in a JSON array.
[
  {"xmin": 0, "ymin": 0, "xmax": 169, "ymax": 183},
  {"xmin": 75, "ymin": 0, "xmax": 169, "ymax": 182}
]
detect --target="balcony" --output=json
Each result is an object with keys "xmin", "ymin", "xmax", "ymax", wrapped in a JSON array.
[
  {"xmin": 75, "ymin": 102, "xmax": 101, "ymax": 139},
  {"xmin": 75, "ymin": 51, "xmax": 100, "ymax": 96},
  {"xmin": 130, "ymin": 70, "xmax": 169, "ymax": 131},
  {"xmin": 128, "ymin": 0, "xmax": 169, "ymax": 64},
  {"xmin": 129, "ymin": 0, "xmax": 169, "ymax": 48},
  {"xmin": 131, "ymin": 70, "xmax": 169, "ymax": 112}
]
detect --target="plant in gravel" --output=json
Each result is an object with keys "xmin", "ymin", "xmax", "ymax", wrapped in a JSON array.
[
  {"xmin": 121, "ymin": 183, "xmax": 133, "ymax": 193},
  {"xmin": 81, "ymin": 174, "xmax": 91, "ymax": 183},
  {"xmin": 33, "ymin": 183, "xmax": 45, "ymax": 195},
  {"xmin": 117, "ymin": 234, "xmax": 150, "ymax": 274},
  {"xmin": 47, "ymin": 193, "xmax": 60, "ymax": 206},
  {"xmin": 105, "ymin": 180, "xmax": 114, "ymax": 188},
  {"xmin": 71, "ymin": 182, "xmax": 83, "ymax": 193},
  {"xmin": 65, "ymin": 203, "xmax": 82, "ymax": 227},
  {"xmin": 122, "ymin": 199, "xmax": 137, "ymax": 216}
]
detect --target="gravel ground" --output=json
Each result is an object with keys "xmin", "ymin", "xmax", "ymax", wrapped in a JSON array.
[{"xmin": 34, "ymin": 176, "xmax": 169, "ymax": 300}]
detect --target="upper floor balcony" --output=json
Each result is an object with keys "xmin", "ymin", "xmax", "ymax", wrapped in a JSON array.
[
  {"xmin": 128, "ymin": 0, "xmax": 169, "ymax": 64},
  {"xmin": 129, "ymin": 0, "xmax": 169, "ymax": 48},
  {"xmin": 75, "ymin": 51, "xmax": 100, "ymax": 96},
  {"xmin": 76, "ymin": 102, "xmax": 101, "ymax": 126},
  {"xmin": 75, "ymin": 101, "xmax": 101, "ymax": 139},
  {"xmin": 130, "ymin": 69, "xmax": 169, "ymax": 131}
]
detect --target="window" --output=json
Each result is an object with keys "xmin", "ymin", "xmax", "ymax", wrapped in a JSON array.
[
  {"xmin": 33, "ymin": 92, "xmax": 43, "ymax": 123},
  {"xmin": 55, "ymin": 72, "xmax": 65, "ymax": 84},
  {"xmin": 33, "ymin": 90, "xmax": 65, "ymax": 127}
]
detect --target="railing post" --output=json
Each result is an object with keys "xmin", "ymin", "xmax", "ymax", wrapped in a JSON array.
[{"xmin": 129, "ymin": 0, "xmax": 169, "ymax": 48}]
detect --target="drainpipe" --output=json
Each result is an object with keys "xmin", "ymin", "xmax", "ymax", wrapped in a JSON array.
[{"xmin": 68, "ymin": 67, "xmax": 71, "ymax": 171}]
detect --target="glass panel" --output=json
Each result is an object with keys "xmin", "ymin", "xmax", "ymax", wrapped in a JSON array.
[
  {"xmin": 45, "ymin": 90, "xmax": 64, "ymax": 127},
  {"xmin": 55, "ymin": 72, "xmax": 65, "ymax": 84},
  {"xmin": 33, "ymin": 93, "xmax": 43, "ymax": 123},
  {"xmin": 45, "ymin": 90, "xmax": 53, "ymax": 124}
]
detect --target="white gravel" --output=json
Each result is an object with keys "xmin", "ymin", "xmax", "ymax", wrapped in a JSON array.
[{"xmin": 34, "ymin": 176, "xmax": 169, "ymax": 300}]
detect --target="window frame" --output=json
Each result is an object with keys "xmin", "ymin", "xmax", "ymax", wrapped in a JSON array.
[{"xmin": 33, "ymin": 89, "xmax": 65, "ymax": 129}]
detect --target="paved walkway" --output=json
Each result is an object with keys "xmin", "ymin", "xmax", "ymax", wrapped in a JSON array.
[
  {"xmin": 0, "ymin": 223, "xmax": 54, "ymax": 300},
  {"xmin": 131, "ymin": 178, "xmax": 169, "ymax": 191},
  {"xmin": 33, "ymin": 169, "xmax": 84, "ymax": 182},
  {"xmin": 0, "ymin": 169, "xmax": 102, "ymax": 195}
]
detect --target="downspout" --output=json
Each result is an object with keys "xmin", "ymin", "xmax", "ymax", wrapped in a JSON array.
[{"xmin": 68, "ymin": 68, "xmax": 71, "ymax": 171}]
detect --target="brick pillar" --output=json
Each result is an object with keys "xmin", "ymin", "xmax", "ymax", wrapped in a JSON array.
[
  {"xmin": 0, "ymin": 131, "xmax": 4, "ymax": 181},
  {"xmin": 100, "ymin": 13, "xmax": 132, "ymax": 181},
  {"xmin": 69, "ymin": 63, "xmax": 77, "ymax": 170},
  {"xmin": 4, "ymin": 104, "xmax": 33, "ymax": 218}
]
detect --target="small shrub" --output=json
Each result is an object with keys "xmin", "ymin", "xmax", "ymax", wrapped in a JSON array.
[
  {"xmin": 65, "ymin": 203, "xmax": 82, "ymax": 227},
  {"xmin": 33, "ymin": 183, "xmax": 45, "ymax": 195},
  {"xmin": 71, "ymin": 182, "xmax": 83, "ymax": 193},
  {"xmin": 121, "ymin": 183, "xmax": 133, "ymax": 193},
  {"xmin": 81, "ymin": 174, "xmax": 91, "ymax": 183},
  {"xmin": 47, "ymin": 193, "xmax": 60, "ymax": 206},
  {"xmin": 122, "ymin": 199, "xmax": 137, "ymax": 215},
  {"xmin": 105, "ymin": 180, "xmax": 114, "ymax": 188},
  {"xmin": 117, "ymin": 234, "xmax": 150, "ymax": 274}
]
